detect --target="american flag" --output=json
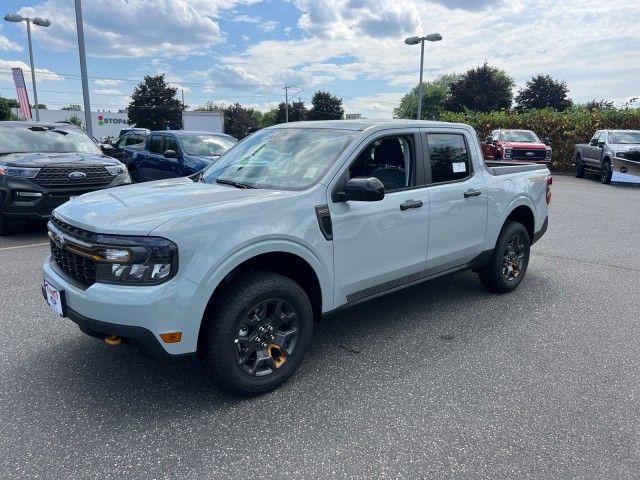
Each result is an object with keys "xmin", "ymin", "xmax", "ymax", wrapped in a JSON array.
[{"xmin": 12, "ymin": 68, "xmax": 32, "ymax": 120}]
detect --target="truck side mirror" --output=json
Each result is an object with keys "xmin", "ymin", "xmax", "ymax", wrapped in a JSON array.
[
  {"xmin": 338, "ymin": 177, "xmax": 385, "ymax": 202},
  {"xmin": 485, "ymin": 136, "xmax": 493, "ymax": 144},
  {"xmin": 589, "ymin": 138, "xmax": 598, "ymax": 147},
  {"xmin": 164, "ymin": 149, "xmax": 178, "ymax": 159},
  {"xmin": 543, "ymin": 137, "xmax": 551, "ymax": 146}
]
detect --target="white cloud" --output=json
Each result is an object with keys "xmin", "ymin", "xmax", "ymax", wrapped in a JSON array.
[
  {"xmin": 0, "ymin": 59, "xmax": 63, "ymax": 82},
  {"xmin": 94, "ymin": 88, "xmax": 122, "ymax": 95},
  {"xmin": 94, "ymin": 79, "xmax": 123, "ymax": 86},
  {"xmin": 17, "ymin": 0, "xmax": 261, "ymax": 58},
  {"xmin": 0, "ymin": 35, "xmax": 22, "ymax": 52}
]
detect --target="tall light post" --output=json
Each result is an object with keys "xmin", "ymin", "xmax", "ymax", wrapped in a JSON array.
[
  {"xmin": 4, "ymin": 13, "xmax": 51, "ymax": 121},
  {"xmin": 404, "ymin": 33, "xmax": 442, "ymax": 120},
  {"xmin": 74, "ymin": 0, "xmax": 92, "ymax": 136}
]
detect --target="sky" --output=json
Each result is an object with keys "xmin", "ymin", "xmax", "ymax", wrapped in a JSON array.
[{"xmin": 0, "ymin": 0, "xmax": 639, "ymax": 118}]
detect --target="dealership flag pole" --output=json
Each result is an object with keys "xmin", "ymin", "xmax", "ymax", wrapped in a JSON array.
[{"xmin": 74, "ymin": 0, "xmax": 92, "ymax": 136}]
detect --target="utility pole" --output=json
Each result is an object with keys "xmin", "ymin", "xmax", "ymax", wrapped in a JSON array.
[
  {"xmin": 75, "ymin": 0, "xmax": 92, "ymax": 135},
  {"xmin": 284, "ymin": 85, "xmax": 292, "ymax": 122}
]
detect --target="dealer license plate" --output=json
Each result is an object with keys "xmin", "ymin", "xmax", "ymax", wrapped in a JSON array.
[{"xmin": 43, "ymin": 279, "xmax": 65, "ymax": 317}]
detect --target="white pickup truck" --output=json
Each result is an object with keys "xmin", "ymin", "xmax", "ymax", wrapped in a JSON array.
[{"xmin": 42, "ymin": 120, "xmax": 551, "ymax": 395}]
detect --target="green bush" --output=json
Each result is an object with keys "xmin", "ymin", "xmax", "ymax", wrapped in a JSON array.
[{"xmin": 440, "ymin": 107, "xmax": 640, "ymax": 172}]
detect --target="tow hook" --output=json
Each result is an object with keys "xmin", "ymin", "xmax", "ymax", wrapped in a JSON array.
[{"xmin": 104, "ymin": 335, "xmax": 122, "ymax": 346}]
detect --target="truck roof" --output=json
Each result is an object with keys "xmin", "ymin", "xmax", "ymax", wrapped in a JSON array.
[
  {"xmin": 269, "ymin": 119, "xmax": 472, "ymax": 132},
  {"xmin": 0, "ymin": 121, "xmax": 82, "ymax": 129}
]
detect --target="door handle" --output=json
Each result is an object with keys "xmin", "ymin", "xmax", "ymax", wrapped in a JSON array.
[
  {"xmin": 464, "ymin": 189, "xmax": 482, "ymax": 198},
  {"xmin": 400, "ymin": 199, "xmax": 423, "ymax": 211}
]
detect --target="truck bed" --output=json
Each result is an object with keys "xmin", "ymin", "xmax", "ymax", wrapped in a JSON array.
[{"xmin": 484, "ymin": 161, "xmax": 549, "ymax": 176}]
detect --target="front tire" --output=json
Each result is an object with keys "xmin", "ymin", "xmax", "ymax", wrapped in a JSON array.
[
  {"xmin": 601, "ymin": 160, "xmax": 612, "ymax": 184},
  {"xmin": 0, "ymin": 213, "xmax": 11, "ymax": 236},
  {"xmin": 575, "ymin": 154, "xmax": 585, "ymax": 178},
  {"xmin": 202, "ymin": 271, "xmax": 314, "ymax": 396},
  {"xmin": 478, "ymin": 221, "xmax": 531, "ymax": 293}
]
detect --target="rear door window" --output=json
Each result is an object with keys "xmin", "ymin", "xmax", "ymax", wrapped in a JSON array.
[{"xmin": 426, "ymin": 133, "xmax": 472, "ymax": 184}]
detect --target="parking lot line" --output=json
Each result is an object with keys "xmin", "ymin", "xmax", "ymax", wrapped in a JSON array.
[{"xmin": 0, "ymin": 242, "xmax": 49, "ymax": 252}]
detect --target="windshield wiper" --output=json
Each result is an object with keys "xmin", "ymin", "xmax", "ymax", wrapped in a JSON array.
[{"xmin": 216, "ymin": 178, "xmax": 255, "ymax": 189}]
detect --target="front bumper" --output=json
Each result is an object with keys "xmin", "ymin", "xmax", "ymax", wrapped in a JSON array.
[
  {"xmin": 43, "ymin": 254, "xmax": 210, "ymax": 359},
  {"xmin": 0, "ymin": 174, "xmax": 130, "ymax": 222}
]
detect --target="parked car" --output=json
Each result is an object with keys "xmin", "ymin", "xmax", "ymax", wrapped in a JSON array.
[
  {"xmin": 107, "ymin": 129, "xmax": 149, "ymax": 162},
  {"xmin": 482, "ymin": 129, "xmax": 552, "ymax": 165},
  {"xmin": 123, "ymin": 130, "xmax": 237, "ymax": 182},
  {"xmin": 574, "ymin": 130, "xmax": 640, "ymax": 183},
  {"xmin": 0, "ymin": 121, "xmax": 131, "ymax": 235},
  {"xmin": 42, "ymin": 120, "xmax": 551, "ymax": 395}
]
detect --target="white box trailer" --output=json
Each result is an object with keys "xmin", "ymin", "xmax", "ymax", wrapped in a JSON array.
[{"xmin": 182, "ymin": 111, "xmax": 224, "ymax": 133}]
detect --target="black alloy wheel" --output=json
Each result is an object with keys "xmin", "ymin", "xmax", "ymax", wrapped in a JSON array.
[
  {"xmin": 234, "ymin": 298, "xmax": 300, "ymax": 377},
  {"xmin": 601, "ymin": 161, "xmax": 612, "ymax": 184},
  {"xmin": 502, "ymin": 234, "xmax": 527, "ymax": 282}
]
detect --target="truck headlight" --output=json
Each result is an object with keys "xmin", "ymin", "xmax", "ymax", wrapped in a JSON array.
[
  {"xmin": 0, "ymin": 164, "xmax": 41, "ymax": 178},
  {"xmin": 545, "ymin": 149, "xmax": 552, "ymax": 159},
  {"xmin": 615, "ymin": 152, "xmax": 626, "ymax": 158},
  {"xmin": 503, "ymin": 148, "xmax": 512, "ymax": 159},
  {"xmin": 94, "ymin": 236, "xmax": 178, "ymax": 285},
  {"xmin": 105, "ymin": 164, "xmax": 128, "ymax": 176}
]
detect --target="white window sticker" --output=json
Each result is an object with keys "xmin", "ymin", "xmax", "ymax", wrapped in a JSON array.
[{"xmin": 452, "ymin": 162, "xmax": 467, "ymax": 173}]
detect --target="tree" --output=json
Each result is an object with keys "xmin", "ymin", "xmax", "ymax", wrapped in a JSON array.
[
  {"xmin": 68, "ymin": 114, "xmax": 84, "ymax": 128},
  {"xmin": 443, "ymin": 63, "xmax": 514, "ymax": 113},
  {"xmin": 0, "ymin": 97, "xmax": 11, "ymax": 121},
  {"xmin": 394, "ymin": 73, "xmax": 462, "ymax": 120},
  {"xmin": 127, "ymin": 74, "xmax": 183, "ymax": 130},
  {"xmin": 515, "ymin": 74, "xmax": 572, "ymax": 111},
  {"xmin": 308, "ymin": 91, "xmax": 344, "ymax": 120},
  {"xmin": 62, "ymin": 104, "xmax": 82, "ymax": 111},
  {"xmin": 223, "ymin": 103, "xmax": 258, "ymax": 139},
  {"xmin": 274, "ymin": 100, "xmax": 308, "ymax": 123},
  {"xmin": 194, "ymin": 101, "xmax": 224, "ymax": 112},
  {"xmin": 583, "ymin": 99, "xmax": 615, "ymax": 111},
  {"xmin": 255, "ymin": 110, "xmax": 277, "ymax": 129}
]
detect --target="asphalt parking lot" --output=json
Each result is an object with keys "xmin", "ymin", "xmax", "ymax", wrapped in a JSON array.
[{"xmin": 1, "ymin": 175, "xmax": 639, "ymax": 479}]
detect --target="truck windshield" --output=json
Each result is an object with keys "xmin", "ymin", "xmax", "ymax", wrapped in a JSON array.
[
  {"xmin": 180, "ymin": 134, "xmax": 237, "ymax": 157},
  {"xmin": 609, "ymin": 132, "xmax": 640, "ymax": 144},
  {"xmin": 501, "ymin": 131, "xmax": 540, "ymax": 143},
  {"xmin": 0, "ymin": 125, "xmax": 101, "ymax": 155},
  {"xmin": 202, "ymin": 128, "xmax": 358, "ymax": 190}
]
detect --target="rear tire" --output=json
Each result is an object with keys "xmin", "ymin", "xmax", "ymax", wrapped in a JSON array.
[
  {"xmin": 478, "ymin": 221, "xmax": 530, "ymax": 293},
  {"xmin": 575, "ymin": 154, "xmax": 585, "ymax": 178},
  {"xmin": 202, "ymin": 271, "xmax": 314, "ymax": 396},
  {"xmin": 600, "ymin": 160, "xmax": 612, "ymax": 184}
]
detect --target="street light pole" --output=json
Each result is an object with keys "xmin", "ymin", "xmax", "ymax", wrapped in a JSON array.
[
  {"xmin": 417, "ymin": 39, "xmax": 425, "ymax": 121},
  {"xmin": 25, "ymin": 18, "xmax": 40, "ymax": 121},
  {"xmin": 75, "ymin": 0, "xmax": 93, "ymax": 136},
  {"xmin": 4, "ymin": 13, "xmax": 51, "ymax": 121},
  {"xmin": 404, "ymin": 33, "xmax": 442, "ymax": 120}
]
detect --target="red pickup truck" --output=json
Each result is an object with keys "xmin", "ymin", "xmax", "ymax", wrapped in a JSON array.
[{"xmin": 482, "ymin": 129, "xmax": 552, "ymax": 165}]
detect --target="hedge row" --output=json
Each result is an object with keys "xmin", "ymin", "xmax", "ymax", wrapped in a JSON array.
[{"xmin": 439, "ymin": 108, "xmax": 640, "ymax": 172}]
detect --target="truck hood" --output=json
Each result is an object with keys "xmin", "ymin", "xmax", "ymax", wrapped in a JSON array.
[
  {"xmin": 501, "ymin": 142, "xmax": 548, "ymax": 149},
  {"xmin": 53, "ymin": 177, "xmax": 294, "ymax": 235},
  {"xmin": 1, "ymin": 152, "xmax": 121, "ymax": 167}
]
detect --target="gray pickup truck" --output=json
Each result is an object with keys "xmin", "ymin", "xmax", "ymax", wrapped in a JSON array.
[
  {"xmin": 42, "ymin": 120, "xmax": 551, "ymax": 395},
  {"xmin": 574, "ymin": 130, "xmax": 640, "ymax": 183}
]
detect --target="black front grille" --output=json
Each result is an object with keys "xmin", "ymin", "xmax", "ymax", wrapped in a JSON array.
[
  {"xmin": 51, "ymin": 216, "xmax": 96, "ymax": 243},
  {"xmin": 51, "ymin": 243, "xmax": 96, "ymax": 286},
  {"xmin": 511, "ymin": 149, "xmax": 546, "ymax": 160},
  {"xmin": 34, "ymin": 165, "xmax": 113, "ymax": 188}
]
